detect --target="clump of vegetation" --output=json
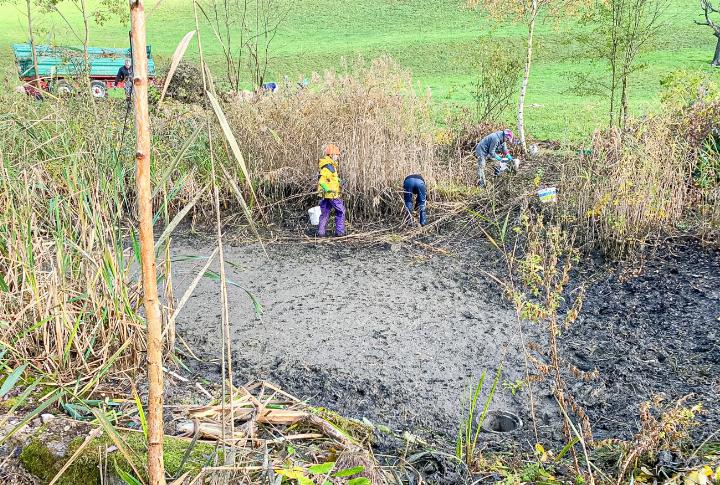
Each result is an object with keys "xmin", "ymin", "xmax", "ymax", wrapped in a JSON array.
[
  {"xmin": 560, "ymin": 97, "xmax": 720, "ymax": 258},
  {"xmin": 163, "ymin": 61, "xmax": 205, "ymax": 104},
  {"xmin": 456, "ymin": 366, "xmax": 501, "ymax": 468},
  {"xmin": 222, "ymin": 57, "xmax": 442, "ymax": 219},
  {"xmin": 0, "ymin": 96, "xmax": 145, "ymax": 381},
  {"xmin": 468, "ymin": 38, "xmax": 523, "ymax": 122},
  {"xmin": 508, "ymin": 212, "xmax": 596, "ymax": 476},
  {"xmin": 616, "ymin": 397, "xmax": 703, "ymax": 483}
]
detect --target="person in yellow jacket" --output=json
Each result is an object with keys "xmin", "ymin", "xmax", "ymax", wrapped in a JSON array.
[{"xmin": 317, "ymin": 144, "xmax": 346, "ymax": 236}]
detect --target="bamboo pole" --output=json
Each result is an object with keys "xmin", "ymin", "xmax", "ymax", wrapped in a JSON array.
[
  {"xmin": 129, "ymin": 1, "xmax": 165, "ymax": 483},
  {"xmin": 192, "ymin": 0, "xmax": 235, "ymax": 459}
]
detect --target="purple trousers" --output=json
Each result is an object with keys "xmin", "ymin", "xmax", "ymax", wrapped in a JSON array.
[{"xmin": 318, "ymin": 198, "xmax": 346, "ymax": 236}]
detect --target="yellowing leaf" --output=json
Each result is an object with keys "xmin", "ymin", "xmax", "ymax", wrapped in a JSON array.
[
  {"xmin": 275, "ymin": 467, "xmax": 306, "ymax": 480},
  {"xmin": 534, "ymin": 442, "xmax": 550, "ymax": 462},
  {"xmin": 684, "ymin": 469, "xmax": 709, "ymax": 485}
]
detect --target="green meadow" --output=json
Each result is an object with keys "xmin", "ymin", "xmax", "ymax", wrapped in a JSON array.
[{"xmin": 0, "ymin": 0, "xmax": 715, "ymax": 140}]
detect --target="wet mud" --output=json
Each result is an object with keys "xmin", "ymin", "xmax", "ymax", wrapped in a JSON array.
[
  {"xmin": 564, "ymin": 241, "xmax": 720, "ymax": 441},
  {"xmin": 171, "ymin": 235, "xmax": 719, "ymax": 449}
]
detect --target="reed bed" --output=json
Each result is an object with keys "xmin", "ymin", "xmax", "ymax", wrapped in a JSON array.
[
  {"xmin": 220, "ymin": 57, "xmax": 443, "ymax": 219},
  {"xmin": 0, "ymin": 96, "xmax": 210, "ymax": 383},
  {"xmin": 1, "ymin": 98, "xmax": 144, "ymax": 383},
  {"xmin": 559, "ymin": 100, "xmax": 720, "ymax": 257}
]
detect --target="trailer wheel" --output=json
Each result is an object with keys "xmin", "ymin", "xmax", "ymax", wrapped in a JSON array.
[
  {"xmin": 56, "ymin": 80, "xmax": 74, "ymax": 96},
  {"xmin": 90, "ymin": 81, "xmax": 107, "ymax": 98}
]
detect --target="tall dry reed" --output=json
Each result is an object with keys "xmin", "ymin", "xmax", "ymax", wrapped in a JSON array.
[
  {"xmin": 560, "ymin": 101, "xmax": 720, "ymax": 257},
  {"xmin": 0, "ymin": 95, "xmax": 208, "ymax": 382},
  {"xmin": 1, "ymin": 97, "xmax": 144, "ymax": 382},
  {"xmin": 220, "ymin": 57, "xmax": 440, "ymax": 219}
]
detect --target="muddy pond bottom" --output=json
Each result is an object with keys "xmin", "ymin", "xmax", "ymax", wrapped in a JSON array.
[{"xmin": 170, "ymin": 238, "xmax": 720, "ymax": 447}]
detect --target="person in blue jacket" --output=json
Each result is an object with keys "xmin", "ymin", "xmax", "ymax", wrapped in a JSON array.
[
  {"xmin": 403, "ymin": 174, "xmax": 427, "ymax": 226},
  {"xmin": 474, "ymin": 129, "xmax": 519, "ymax": 187},
  {"xmin": 114, "ymin": 59, "xmax": 133, "ymax": 100}
]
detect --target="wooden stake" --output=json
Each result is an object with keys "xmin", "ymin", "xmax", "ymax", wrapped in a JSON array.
[{"xmin": 129, "ymin": 1, "xmax": 165, "ymax": 483}]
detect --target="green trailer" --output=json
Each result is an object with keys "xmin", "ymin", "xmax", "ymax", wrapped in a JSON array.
[{"xmin": 12, "ymin": 43, "xmax": 157, "ymax": 98}]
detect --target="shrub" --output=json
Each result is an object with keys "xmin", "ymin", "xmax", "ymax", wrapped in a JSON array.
[
  {"xmin": 560, "ymin": 101, "xmax": 720, "ymax": 257},
  {"xmin": 469, "ymin": 39, "xmax": 523, "ymax": 122}
]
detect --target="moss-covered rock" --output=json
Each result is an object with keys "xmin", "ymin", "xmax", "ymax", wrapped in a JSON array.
[
  {"xmin": 19, "ymin": 438, "xmax": 97, "ymax": 485},
  {"xmin": 19, "ymin": 424, "xmax": 218, "ymax": 484}
]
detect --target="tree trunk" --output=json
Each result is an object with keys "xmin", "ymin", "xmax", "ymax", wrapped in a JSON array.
[
  {"xmin": 620, "ymin": 74, "xmax": 628, "ymax": 129},
  {"xmin": 608, "ymin": 0, "xmax": 623, "ymax": 127},
  {"xmin": 25, "ymin": 0, "xmax": 40, "ymax": 86},
  {"xmin": 518, "ymin": 2, "xmax": 537, "ymax": 153},
  {"xmin": 80, "ymin": 0, "xmax": 90, "ymax": 78},
  {"xmin": 609, "ymin": 64, "xmax": 617, "ymax": 128},
  {"xmin": 608, "ymin": 26, "xmax": 619, "ymax": 127},
  {"xmin": 713, "ymin": 32, "xmax": 720, "ymax": 66},
  {"xmin": 129, "ymin": 1, "xmax": 166, "ymax": 483}
]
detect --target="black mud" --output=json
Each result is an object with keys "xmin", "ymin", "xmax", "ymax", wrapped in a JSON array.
[{"xmin": 564, "ymin": 241, "xmax": 720, "ymax": 441}]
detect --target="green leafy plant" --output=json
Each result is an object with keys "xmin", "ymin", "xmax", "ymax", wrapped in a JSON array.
[
  {"xmin": 502, "ymin": 378, "xmax": 525, "ymax": 396},
  {"xmin": 506, "ymin": 213, "xmax": 597, "ymax": 480},
  {"xmin": 0, "ymin": 363, "xmax": 27, "ymax": 398},
  {"xmin": 456, "ymin": 365, "xmax": 501, "ymax": 467}
]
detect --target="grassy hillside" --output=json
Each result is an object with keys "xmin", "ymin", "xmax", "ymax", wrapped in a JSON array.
[{"xmin": 0, "ymin": 0, "xmax": 715, "ymax": 140}]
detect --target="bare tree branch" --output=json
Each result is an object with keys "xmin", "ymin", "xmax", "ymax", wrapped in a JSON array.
[{"xmin": 699, "ymin": 0, "xmax": 720, "ymax": 31}]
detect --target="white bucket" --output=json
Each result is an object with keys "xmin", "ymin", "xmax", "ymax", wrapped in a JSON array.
[
  {"xmin": 308, "ymin": 206, "xmax": 321, "ymax": 225},
  {"xmin": 538, "ymin": 187, "xmax": 557, "ymax": 203}
]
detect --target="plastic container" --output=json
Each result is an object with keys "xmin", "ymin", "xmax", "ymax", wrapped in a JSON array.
[
  {"xmin": 538, "ymin": 187, "xmax": 557, "ymax": 203},
  {"xmin": 481, "ymin": 411, "xmax": 523, "ymax": 434},
  {"xmin": 308, "ymin": 206, "xmax": 321, "ymax": 225}
]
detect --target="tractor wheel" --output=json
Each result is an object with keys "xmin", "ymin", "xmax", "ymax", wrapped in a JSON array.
[
  {"xmin": 90, "ymin": 80, "xmax": 107, "ymax": 98},
  {"xmin": 56, "ymin": 80, "xmax": 74, "ymax": 96}
]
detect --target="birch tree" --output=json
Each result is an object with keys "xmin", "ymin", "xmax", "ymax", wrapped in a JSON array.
[{"xmin": 468, "ymin": 0, "xmax": 574, "ymax": 152}]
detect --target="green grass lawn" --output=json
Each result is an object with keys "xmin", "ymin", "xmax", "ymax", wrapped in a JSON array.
[{"xmin": 0, "ymin": 0, "xmax": 716, "ymax": 140}]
